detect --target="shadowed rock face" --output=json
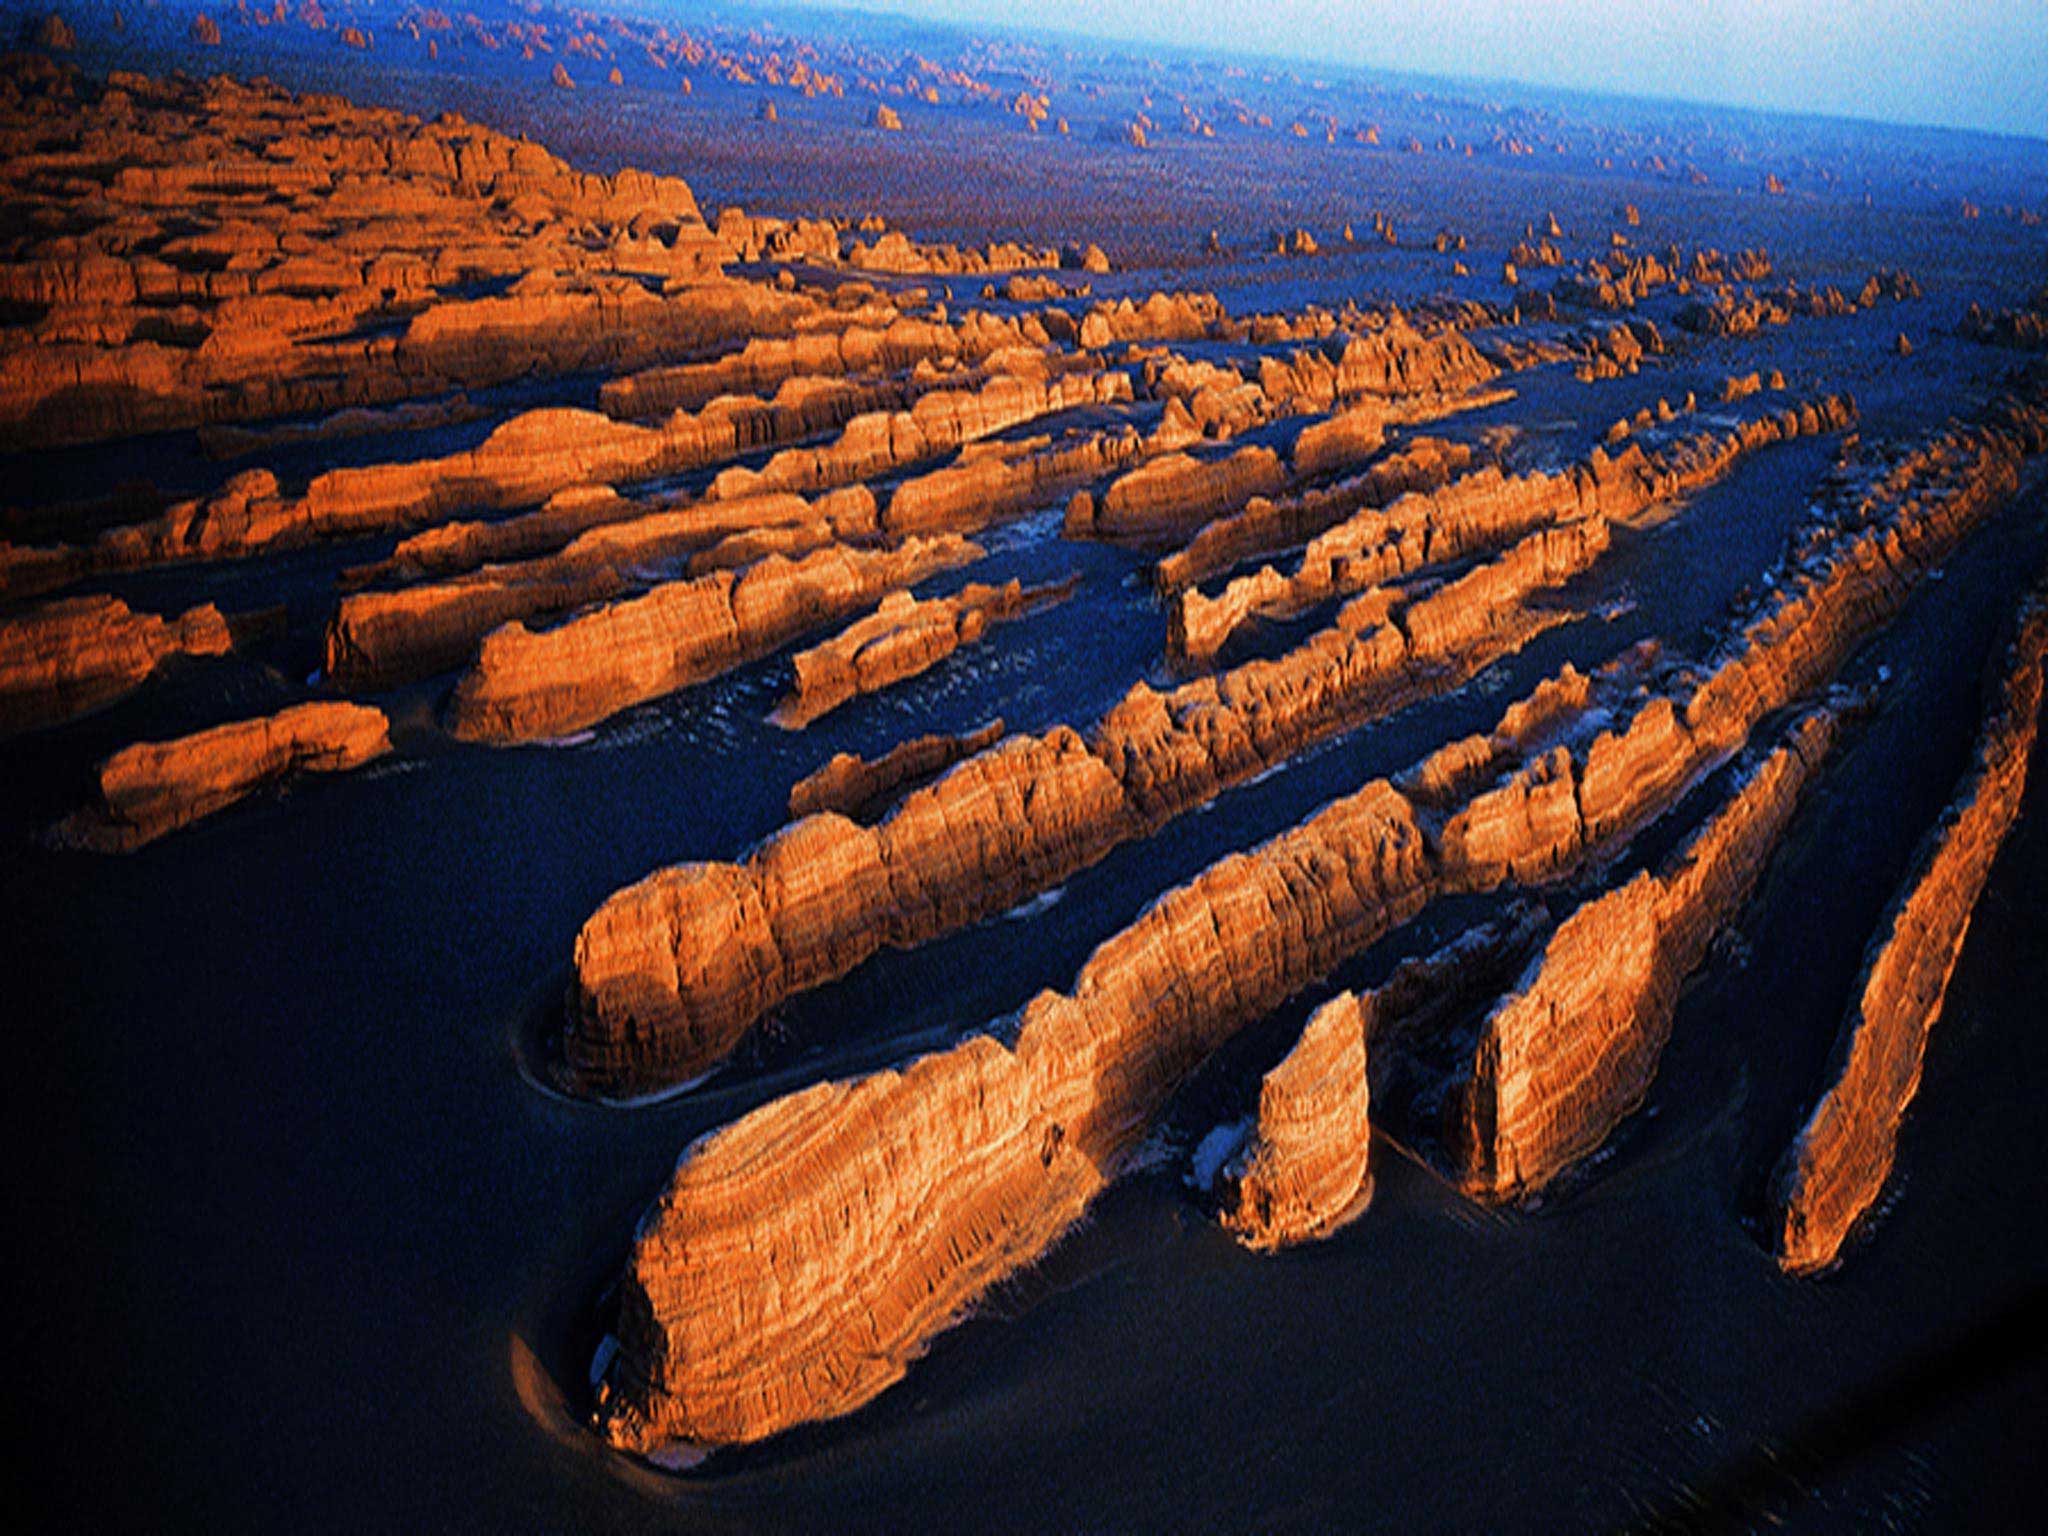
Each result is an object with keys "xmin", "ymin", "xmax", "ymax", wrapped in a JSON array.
[
  {"xmin": 0, "ymin": 594, "xmax": 232, "ymax": 737},
  {"xmin": 595, "ymin": 388, "xmax": 2047, "ymax": 1453},
  {"xmin": 1171, "ymin": 397, "xmax": 1856, "ymax": 664},
  {"xmin": 1216, "ymin": 993, "xmax": 1375, "ymax": 1250},
  {"xmin": 322, "ymin": 487, "xmax": 876, "ymax": 689},
  {"xmin": 1773, "ymin": 576, "xmax": 2048, "ymax": 1275},
  {"xmin": 1218, "ymin": 905, "xmax": 1551, "ymax": 1249},
  {"xmin": 52, "ymin": 701, "xmax": 391, "ymax": 851},
  {"xmin": 770, "ymin": 576, "xmax": 1074, "ymax": 729}
]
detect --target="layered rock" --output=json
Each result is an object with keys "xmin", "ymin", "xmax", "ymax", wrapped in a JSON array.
[
  {"xmin": 598, "ymin": 771, "xmax": 1440, "ymax": 1452},
  {"xmin": 52, "ymin": 702, "xmax": 391, "ymax": 851},
  {"xmin": 1154, "ymin": 436, "xmax": 1475, "ymax": 593},
  {"xmin": 786, "ymin": 719, "xmax": 1006, "ymax": 822},
  {"xmin": 1773, "ymin": 577, "xmax": 2048, "ymax": 1274},
  {"xmin": 445, "ymin": 535, "xmax": 982, "ymax": 743},
  {"xmin": 1215, "ymin": 994, "xmax": 1374, "ymax": 1249},
  {"xmin": 1218, "ymin": 903, "xmax": 1551, "ymax": 1248},
  {"xmin": 770, "ymin": 577, "xmax": 1073, "ymax": 729},
  {"xmin": 323, "ymin": 487, "xmax": 877, "ymax": 688},
  {"xmin": 598, "ymin": 310, "xmax": 1040, "ymax": 418},
  {"xmin": 1077, "ymin": 445, "xmax": 1289, "ymax": 542},
  {"xmin": 1173, "ymin": 397, "xmax": 1856, "ymax": 663},
  {"xmin": 1457, "ymin": 709, "xmax": 1839, "ymax": 1200},
  {"xmin": 0, "ymin": 62, "xmax": 732, "ymax": 453},
  {"xmin": 566, "ymin": 507, "xmax": 1603, "ymax": 1093},
  {"xmin": 0, "ymin": 595, "xmax": 232, "ymax": 737},
  {"xmin": 591, "ymin": 386, "xmax": 2047, "ymax": 1452}
]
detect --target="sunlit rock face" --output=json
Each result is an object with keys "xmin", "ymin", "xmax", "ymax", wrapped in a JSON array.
[
  {"xmin": 4, "ymin": 25, "xmax": 2046, "ymax": 1514},
  {"xmin": 1774, "ymin": 580, "xmax": 2048, "ymax": 1275}
]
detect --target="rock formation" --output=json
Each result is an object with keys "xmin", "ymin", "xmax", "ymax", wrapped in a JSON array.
[
  {"xmin": 1457, "ymin": 709, "xmax": 1839, "ymax": 1200},
  {"xmin": 0, "ymin": 595, "xmax": 232, "ymax": 737},
  {"xmin": 1215, "ymin": 994, "xmax": 1374, "ymax": 1250},
  {"xmin": 1772, "ymin": 575, "xmax": 2048, "ymax": 1274},
  {"xmin": 591, "ymin": 385, "xmax": 2048, "ymax": 1452},
  {"xmin": 770, "ymin": 577, "xmax": 1074, "ymax": 728},
  {"xmin": 786, "ymin": 719, "xmax": 1006, "ymax": 822},
  {"xmin": 1171, "ymin": 397, "xmax": 1855, "ymax": 663},
  {"xmin": 52, "ymin": 702, "xmax": 391, "ymax": 851},
  {"xmin": 445, "ymin": 535, "xmax": 983, "ymax": 743}
]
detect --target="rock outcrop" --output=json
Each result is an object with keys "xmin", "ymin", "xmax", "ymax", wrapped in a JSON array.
[
  {"xmin": 1772, "ymin": 576, "xmax": 2048, "ymax": 1274},
  {"xmin": 0, "ymin": 62, "xmax": 727, "ymax": 453},
  {"xmin": 1215, "ymin": 994, "xmax": 1374, "ymax": 1250},
  {"xmin": 592, "ymin": 388, "xmax": 2048, "ymax": 1453},
  {"xmin": 0, "ymin": 595, "xmax": 232, "ymax": 737},
  {"xmin": 52, "ymin": 702, "xmax": 391, "ymax": 850},
  {"xmin": 1172, "ymin": 397, "xmax": 1856, "ymax": 663},
  {"xmin": 565, "ymin": 504, "xmax": 1602, "ymax": 1093},
  {"xmin": 771, "ymin": 577, "xmax": 1074, "ymax": 728},
  {"xmin": 445, "ymin": 535, "xmax": 983, "ymax": 743},
  {"xmin": 786, "ymin": 719, "xmax": 1006, "ymax": 823},
  {"xmin": 323, "ymin": 487, "xmax": 877, "ymax": 688},
  {"xmin": 1457, "ymin": 709, "xmax": 1839, "ymax": 1200}
]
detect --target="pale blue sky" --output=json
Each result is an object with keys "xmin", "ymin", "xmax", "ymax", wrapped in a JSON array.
[{"xmin": 797, "ymin": 0, "xmax": 2048, "ymax": 141}]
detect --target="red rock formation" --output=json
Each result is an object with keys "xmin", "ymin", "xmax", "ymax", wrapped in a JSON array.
[
  {"xmin": 770, "ymin": 577, "xmax": 1073, "ymax": 729},
  {"xmin": 444, "ymin": 535, "xmax": 983, "ymax": 743},
  {"xmin": 591, "ymin": 387, "xmax": 2048, "ymax": 1451},
  {"xmin": 1081, "ymin": 445, "xmax": 1289, "ymax": 542},
  {"xmin": 0, "ymin": 595, "xmax": 231, "ymax": 737},
  {"xmin": 786, "ymin": 719, "xmax": 1005, "ymax": 822},
  {"xmin": 1218, "ymin": 904, "xmax": 1550, "ymax": 1248},
  {"xmin": 1773, "ymin": 578, "xmax": 2048, "ymax": 1274},
  {"xmin": 883, "ymin": 424, "xmax": 1150, "ymax": 537},
  {"xmin": 1458, "ymin": 709, "xmax": 1839, "ymax": 1200},
  {"xmin": 52, "ymin": 702, "xmax": 390, "ymax": 850},
  {"xmin": 566, "ymin": 502, "xmax": 1604, "ymax": 1094},
  {"xmin": 597, "ymin": 312, "xmax": 1032, "ymax": 419}
]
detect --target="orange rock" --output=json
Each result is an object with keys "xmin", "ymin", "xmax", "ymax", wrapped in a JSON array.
[
  {"xmin": 771, "ymin": 577, "xmax": 1073, "ymax": 729},
  {"xmin": 0, "ymin": 594, "xmax": 231, "ymax": 737},
  {"xmin": 53, "ymin": 701, "xmax": 390, "ymax": 850},
  {"xmin": 1458, "ymin": 709, "xmax": 1839, "ymax": 1200},
  {"xmin": 1215, "ymin": 994, "xmax": 1373, "ymax": 1249},
  {"xmin": 787, "ymin": 719, "xmax": 1006, "ymax": 822},
  {"xmin": 445, "ymin": 535, "xmax": 983, "ymax": 743},
  {"xmin": 1774, "ymin": 576, "xmax": 2048, "ymax": 1273}
]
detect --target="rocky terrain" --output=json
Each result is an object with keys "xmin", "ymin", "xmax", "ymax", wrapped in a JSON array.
[{"xmin": 4, "ymin": 9, "xmax": 2047, "ymax": 1530}]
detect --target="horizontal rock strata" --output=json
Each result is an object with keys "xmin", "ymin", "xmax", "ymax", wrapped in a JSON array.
[
  {"xmin": 786, "ymin": 720, "xmax": 1007, "ymax": 823},
  {"xmin": 1457, "ymin": 709, "xmax": 1839, "ymax": 1200},
  {"xmin": 1172, "ymin": 397, "xmax": 1856, "ymax": 663},
  {"xmin": 53, "ymin": 702, "xmax": 391, "ymax": 851},
  {"xmin": 0, "ymin": 595, "xmax": 232, "ymax": 737},
  {"xmin": 1215, "ymin": 993, "xmax": 1374, "ymax": 1250},
  {"xmin": 1154, "ymin": 436, "xmax": 1475, "ymax": 594},
  {"xmin": 594, "ymin": 391, "xmax": 2047, "ymax": 1452},
  {"xmin": 445, "ymin": 535, "xmax": 982, "ymax": 743},
  {"xmin": 323, "ymin": 486, "xmax": 877, "ymax": 689},
  {"xmin": 770, "ymin": 577, "xmax": 1074, "ymax": 729},
  {"xmin": 567, "ymin": 504, "xmax": 1606, "ymax": 1092},
  {"xmin": 1772, "ymin": 575, "xmax": 2048, "ymax": 1274}
]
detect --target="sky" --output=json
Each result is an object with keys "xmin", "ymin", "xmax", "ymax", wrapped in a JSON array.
[{"xmin": 799, "ymin": 0, "xmax": 2048, "ymax": 142}]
